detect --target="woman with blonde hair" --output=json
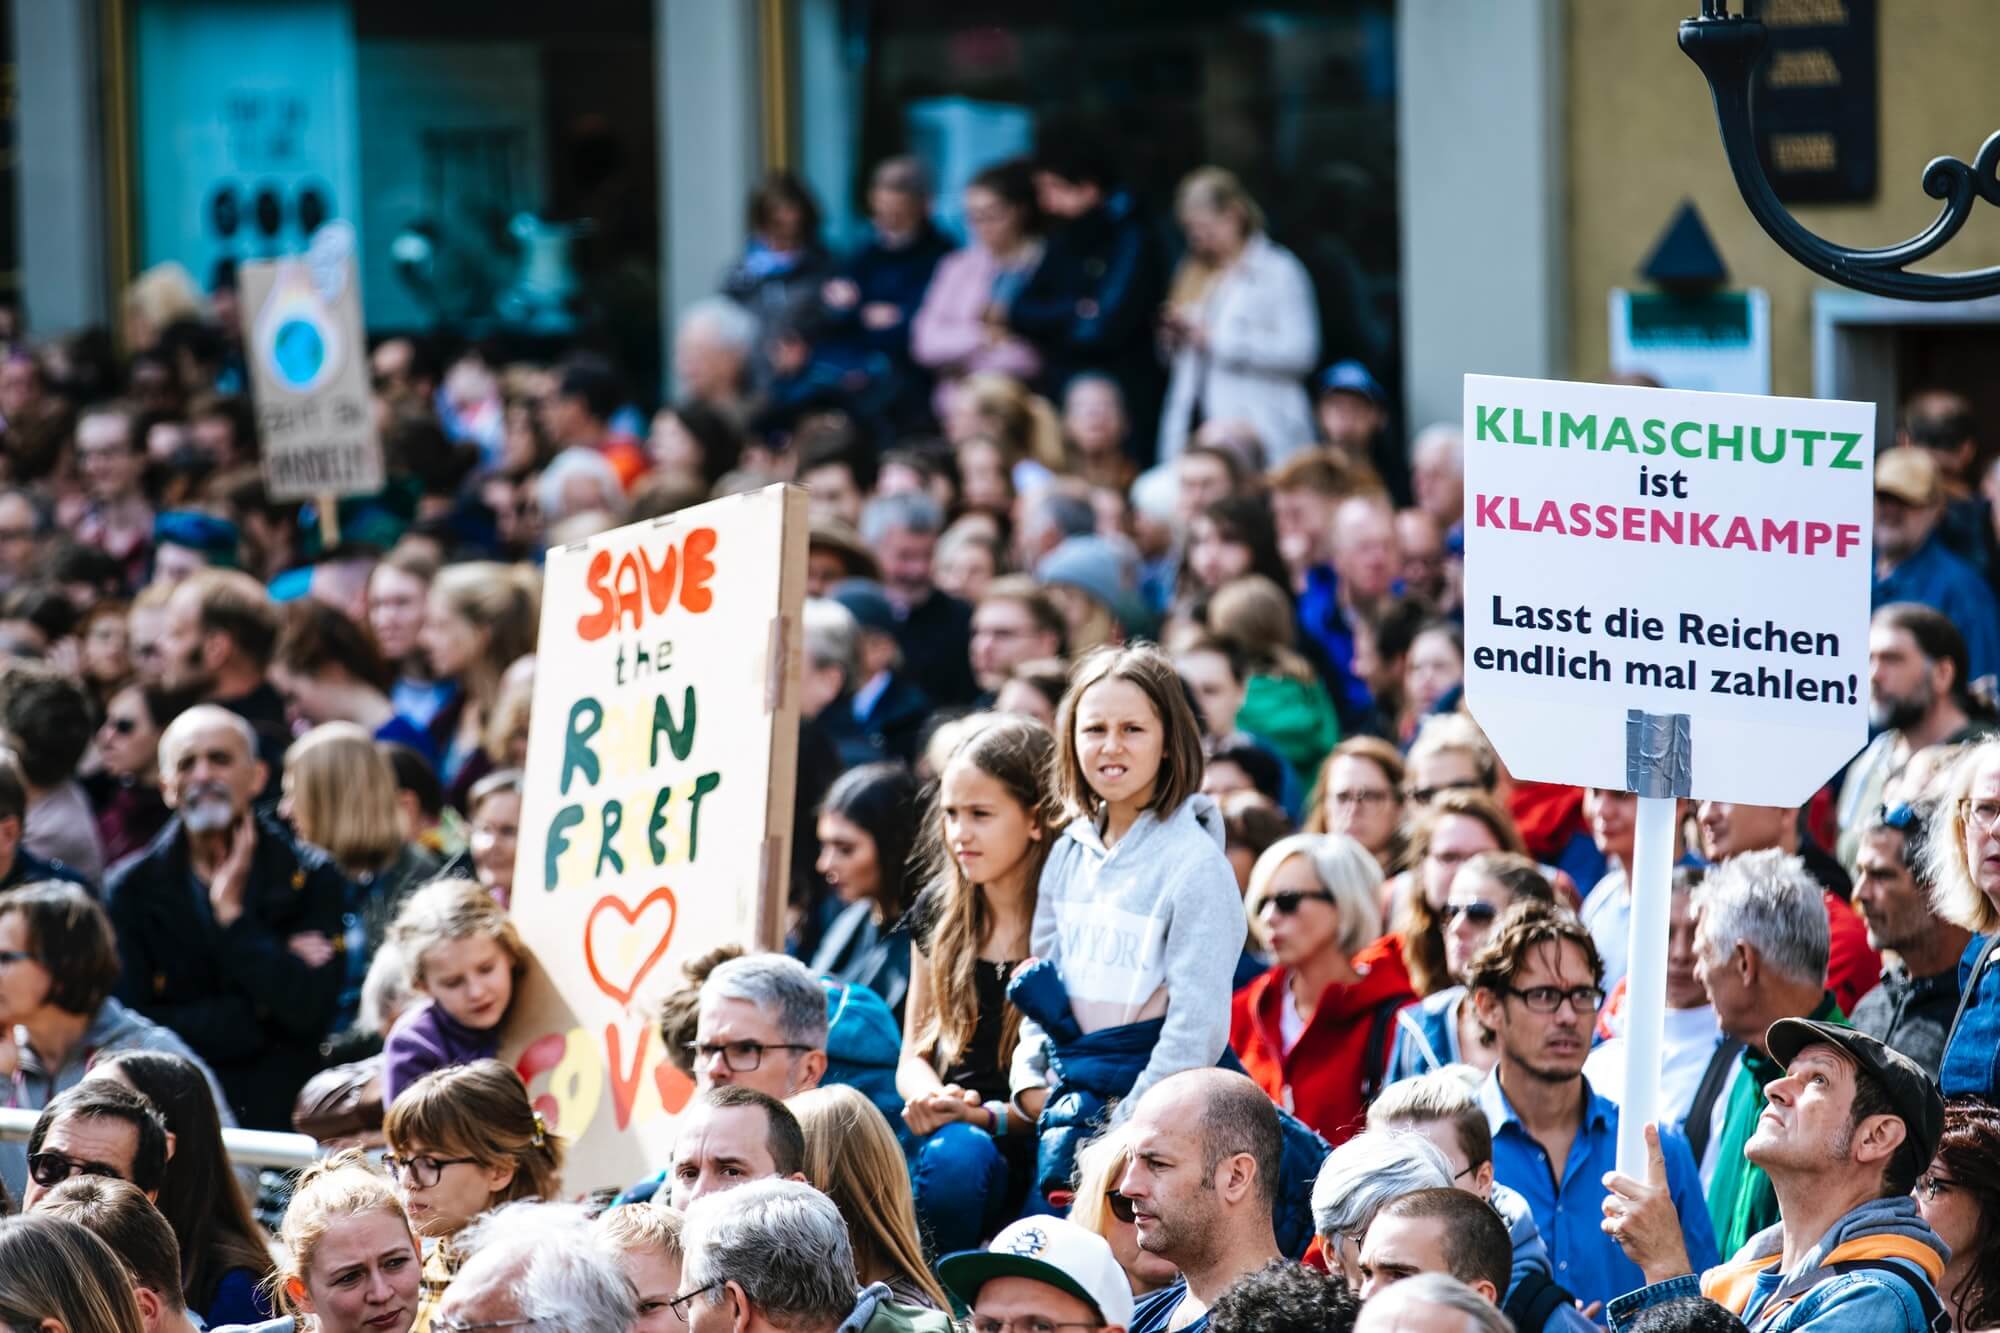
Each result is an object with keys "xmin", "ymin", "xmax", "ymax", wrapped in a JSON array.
[
  {"xmin": 1069, "ymin": 1126, "xmax": 1179, "ymax": 1298},
  {"xmin": 283, "ymin": 722, "xmax": 444, "ymax": 1016},
  {"xmin": 1931, "ymin": 740, "xmax": 2000, "ymax": 1099},
  {"xmin": 265, "ymin": 1148, "xmax": 422, "ymax": 1333},
  {"xmin": 946, "ymin": 371, "xmax": 1067, "ymax": 481},
  {"xmin": 123, "ymin": 261, "xmax": 203, "ymax": 354},
  {"xmin": 1158, "ymin": 167, "xmax": 1319, "ymax": 465},
  {"xmin": 1230, "ymin": 833, "xmax": 1413, "ymax": 1145},
  {"xmin": 788, "ymin": 1084, "xmax": 950, "ymax": 1307},
  {"xmin": 418, "ymin": 562, "xmax": 539, "ymax": 805},
  {"xmin": 0, "ymin": 1213, "xmax": 146, "ymax": 1333},
  {"xmin": 383, "ymin": 1060, "xmax": 564, "ymax": 1331}
]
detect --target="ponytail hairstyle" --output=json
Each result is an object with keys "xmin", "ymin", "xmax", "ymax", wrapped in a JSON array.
[
  {"xmin": 956, "ymin": 372, "xmax": 1066, "ymax": 474},
  {"xmin": 266, "ymin": 1149, "xmax": 415, "ymax": 1317},
  {"xmin": 914, "ymin": 714, "xmax": 1059, "ymax": 1069},
  {"xmin": 819, "ymin": 763, "xmax": 923, "ymax": 926},
  {"xmin": 382, "ymin": 1060, "xmax": 565, "ymax": 1209}
]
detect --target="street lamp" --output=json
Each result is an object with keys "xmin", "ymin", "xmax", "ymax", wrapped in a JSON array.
[{"xmin": 1681, "ymin": 0, "xmax": 2000, "ymax": 301}]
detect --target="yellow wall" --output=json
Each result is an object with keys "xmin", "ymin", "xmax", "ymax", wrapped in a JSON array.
[{"xmin": 1568, "ymin": 0, "xmax": 2000, "ymax": 396}]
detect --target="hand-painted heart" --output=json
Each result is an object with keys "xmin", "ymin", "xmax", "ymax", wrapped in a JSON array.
[{"xmin": 584, "ymin": 887, "xmax": 678, "ymax": 1007}]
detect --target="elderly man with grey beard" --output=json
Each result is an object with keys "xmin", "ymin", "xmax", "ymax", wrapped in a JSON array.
[
  {"xmin": 104, "ymin": 704, "xmax": 347, "ymax": 1130},
  {"xmin": 436, "ymin": 1202, "xmax": 637, "ymax": 1333}
]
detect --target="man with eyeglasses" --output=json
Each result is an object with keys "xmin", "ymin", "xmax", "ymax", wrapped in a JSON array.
[
  {"xmin": 693, "ymin": 953, "xmax": 829, "ymax": 1101},
  {"xmin": 1469, "ymin": 900, "xmax": 1716, "ymax": 1316},
  {"xmin": 20, "ymin": 1082, "xmax": 168, "ymax": 1209},
  {"xmin": 1849, "ymin": 801, "xmax": 1970, "ymax": 1081},
  {"xmin": 677, "ymin": 1178, "xmax": 951, "ymax": 1333},
  {"xmin": 1603, "ymin": 1021, "xmax": 1950, "ymax": 1333},
  {"xmin": 938, "ymin": 1216, "xmax": 1133, "ymax": 1333}
]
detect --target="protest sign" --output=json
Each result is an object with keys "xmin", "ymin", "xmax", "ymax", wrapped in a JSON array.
[
  {"xmin": 1462, "ymin": 373, "xmax": 1872, "ymax": 808},
  {"xmin": 1462, "ymin": 373, "xmax": 1874, "ymax": 1172},
  {"xmin": 505, "ymin": 484, "xmax": 808, "ymax": 1195},
  {"xmin": 239, "ymin": 222, "xmax": 383, "ymax": 504}
]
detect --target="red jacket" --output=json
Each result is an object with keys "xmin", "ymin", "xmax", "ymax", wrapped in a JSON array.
[
  {"xmin": 1824, "ymin": 888, "xmax": 1882, "ymax": 1015},
  {"xmin": 1230, "ymin": 935, "xmax": 1417, "ymax": 1146}
]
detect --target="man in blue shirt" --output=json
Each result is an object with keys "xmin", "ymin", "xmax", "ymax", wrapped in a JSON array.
[
  {"xmin": 1471, "ymin": 901, "xmax": 1719, "ymax": 1314},
  {"xmin": 1873, "ymin": 447, "xmax": 2000, "ymax": 688}
]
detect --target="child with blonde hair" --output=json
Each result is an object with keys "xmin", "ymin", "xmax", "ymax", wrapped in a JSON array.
[{"xmin": 382, "ymin": 880, "xmax": 529, "ymax": 1101}]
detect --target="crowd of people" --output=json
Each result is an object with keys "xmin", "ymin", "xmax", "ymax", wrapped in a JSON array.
[{"xmin": 0, "ymin": 140, "xmax": 1999, "ymax": 1333}]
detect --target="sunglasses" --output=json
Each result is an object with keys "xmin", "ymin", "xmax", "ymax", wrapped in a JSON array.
[
  {"xmin": 1261, "ymin": 890, "xmax": 1335, "ymax": 915},
  {"xmin": 104, "ymin": 717, "xmax": 139, "ymax": 736},
  {"xmin": 1105, "ymin": 1191, "xmax": 1136, "ymax": 1223},
  {"xmin": 1446, "ymin": 901, "xmax": 1500, "ymax": 925},
  {"xmin": 27, "ymin": 1151, "xmax": 127, "ymax": 1189}
]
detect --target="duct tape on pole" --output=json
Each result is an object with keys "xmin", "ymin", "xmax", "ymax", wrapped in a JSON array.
[{"xmin": 1461, "ymin": 374, "xmax": 1874, "ymax": 1176}]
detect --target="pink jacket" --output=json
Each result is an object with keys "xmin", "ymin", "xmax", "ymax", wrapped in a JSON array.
[{"xmin": 911, "ymin": 245, "xmax": 1042, "ymax": 410}]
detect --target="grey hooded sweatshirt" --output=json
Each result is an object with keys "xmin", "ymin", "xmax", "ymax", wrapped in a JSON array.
[{"xmin": 1008, "ymin": 793, "xmax": 1247, "ymax": 1120}]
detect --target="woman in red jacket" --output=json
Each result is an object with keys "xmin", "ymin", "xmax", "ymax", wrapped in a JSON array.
[{"xmin": 1229, "ymin": 832, "xmax": 1417, "ymax": 1146}]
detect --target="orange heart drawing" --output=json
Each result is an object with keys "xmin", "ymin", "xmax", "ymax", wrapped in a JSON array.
[{"xmin": 584, "ymin": 887, "xmax": 678, "ymax": 1007}]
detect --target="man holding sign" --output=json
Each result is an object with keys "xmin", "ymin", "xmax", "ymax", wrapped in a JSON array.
[{"xmin": 1463, "ymin": 373, "xmax": 1889, "ymax": 1321}]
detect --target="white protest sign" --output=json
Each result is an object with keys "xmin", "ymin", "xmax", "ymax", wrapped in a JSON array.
[
  {"xmin": 1462, "ymin": 373, "xmax": 1874, "ymax": 1178},
  {"xmin": 504, "ymin": 484, "xmax": 807, "ymax": 1195},
  {"xmin": 1461, "ymin": 374, "xmax": 1873, "ymax": 808},
  {"xmin": 239, "ymin": 222, "xmax": 384, "ymax": 502}
]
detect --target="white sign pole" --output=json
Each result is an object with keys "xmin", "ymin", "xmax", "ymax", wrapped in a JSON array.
[{"xmin": 1617, "ymin": 796, "xmax": 1677, "ymax": 1176}]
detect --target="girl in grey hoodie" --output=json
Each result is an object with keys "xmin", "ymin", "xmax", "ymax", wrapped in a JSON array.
[{"xmin": 1009, "ymin": 645, "xmax": 1248, "ymax": 1122}]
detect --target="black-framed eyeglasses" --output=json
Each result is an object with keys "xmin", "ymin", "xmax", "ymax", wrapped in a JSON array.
[
  {"xmin": 685, "ymin": 1040, "xmax": 813, "ymax": 1072},
  {"xmin": 1261, "ymin": 890, "xmax": 1335, "ymax": 916},
  {"xmin": 0, "ymin": 950, "xmax": 38, "ymax": 968},
  {"xmin": 968, "ymin": 1318, "xmax": 1105, "ymax": 1333},
  {"xmin": 1504, "ymin": 985, "xmax": 1606, "ymax": 1015},
  {"xmin": 27, "ymin": 1151, "xmax": 127, "ymax": 1188},
  {"xmin": 1920, "ymin": 1172, "xmax": 1961, "ymax": 1203},
  {"xmin": 382, "ymin": 1153, "xmax": 479, "ymax": 1189},
  {"xmin": 1409, "ymin": 779, "xmax": 1482, "ymax": 805},
  {"xmin": 670, "ymin": 1280, "xmax": 723, "ymax": 1323},
  {"xmin": 1452, "ymin": 1161, "xmax": 1479, "ymax": 1184},
  {"xmin": 1105, "ymin": 1190, "xmax": 1136, "ymax": 1223},
  {"xmin": 1446, "ymin": 901, "xmax": 1500, "ymax": 925}
]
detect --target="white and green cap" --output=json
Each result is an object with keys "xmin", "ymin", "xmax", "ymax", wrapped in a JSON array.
[{"xmin": 936, "ymin": 1217, "xmax": 1136, "ymax": 1329}]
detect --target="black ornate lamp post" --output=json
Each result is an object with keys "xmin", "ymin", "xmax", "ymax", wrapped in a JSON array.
[{"xmin": 1681, "ymin": 0, "xmax": 2000, "ymax": 300}]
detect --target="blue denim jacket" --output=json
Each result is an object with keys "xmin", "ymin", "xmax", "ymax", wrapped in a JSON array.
[{"xmin": 1940, "ymin": 933, "xmax": 2000, "ymax": 1099}]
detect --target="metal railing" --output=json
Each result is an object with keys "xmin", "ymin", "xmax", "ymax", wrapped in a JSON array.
[{"xmin": 0, "ymin": 1109, "xmax": 322, "ymax": 1171}]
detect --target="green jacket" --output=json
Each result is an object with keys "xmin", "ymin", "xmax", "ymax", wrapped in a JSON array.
[
  {"xmin": 840, "ymin": 1285, "xmax": 953, "ymax": 1333},
  {"xmin": 1237, "ymin": 673, "xmax": 1341, "ymax": 781}
]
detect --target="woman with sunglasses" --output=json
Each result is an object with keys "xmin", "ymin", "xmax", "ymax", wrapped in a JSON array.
[
  {"xmin": 1386, "ymin": 851, "xmax": 1555, "ymax": 1084},
  {"xmin": 84, "ymin": 680, "xmax": 195, "ymax": 865},
  {"xmin": 1069, "ymin": 1125, "xmax": 1180, "ymax": 1299},
  {"xmin": 1228, "ymin": 832, "xmax": 1414, "ymax": 1145},
  {"xmin": 380, "ymin": 1060, "xmax": 564, "ymax": 1333},
  {"xmin": 1917, "ymin": 1096, "xmax": 2000, "ymax": 1332}
]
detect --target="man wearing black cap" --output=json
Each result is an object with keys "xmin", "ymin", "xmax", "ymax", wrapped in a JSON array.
[{"xmin": 1601, "ymin": 1020, "xmax": 1949, "ymax": 1331}]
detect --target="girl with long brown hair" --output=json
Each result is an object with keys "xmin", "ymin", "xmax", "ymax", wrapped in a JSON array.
[{"xmin": 897, "ymin": 713, "xmax": 1060, "ymax": 1254}]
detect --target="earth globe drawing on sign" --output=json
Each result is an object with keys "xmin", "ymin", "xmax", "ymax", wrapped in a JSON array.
[
  {"xmin": 252, "ymin": 270, "xmax": 342, "ymax": 396},
  {"xmin": 272, "ymin": 317, "xmax": 327, "ymax": 389}
]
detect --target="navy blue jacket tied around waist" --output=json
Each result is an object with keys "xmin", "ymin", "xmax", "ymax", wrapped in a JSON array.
[{"xmin": 1007, "ymin": 959, "xmax": 1329, "ymax": 1259}]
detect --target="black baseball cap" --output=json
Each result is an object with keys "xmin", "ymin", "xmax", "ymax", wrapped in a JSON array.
[{"xmin": 1765, "ymin": 1019, "xmax": 1944, "ymax": 1168}]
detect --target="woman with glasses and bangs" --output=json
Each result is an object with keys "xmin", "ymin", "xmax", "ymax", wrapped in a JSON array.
[
  {"xmin": 1917, "ymin": 1095, "xmax": 2000, "ymax": 1333},
  {"xmin": 380, "ymin": 1060, "xmax": 564, "ymax": 1333},
  {"xmin": 1228, "ymin": 832, "xmax": 1414, "ymax": 1145},
  {"xmin": 1931, "ymin": 740, "xmax": 2000, "ymax": 1102},
  {"xmin": 1386, "ymin": 851, "xmax": 1555, "ymax": 1085}
]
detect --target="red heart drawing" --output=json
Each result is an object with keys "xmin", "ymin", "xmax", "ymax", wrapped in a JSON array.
[{"xmin": 584, "ymin": 887, "xmax": 678, "ymax": 1007}]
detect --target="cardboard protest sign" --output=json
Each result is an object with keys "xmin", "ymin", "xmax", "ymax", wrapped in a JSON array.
[
  {"xmin": 505, "ymin": 484, "xmax": 807, "ymax": 1195},
  {"xmin": 239, "ymin": 222, "xmax": 384, "ymax": 502},
  {"xmin": 1462, "ymin": 374, "xmax": 1873, "ymax": 807}
]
